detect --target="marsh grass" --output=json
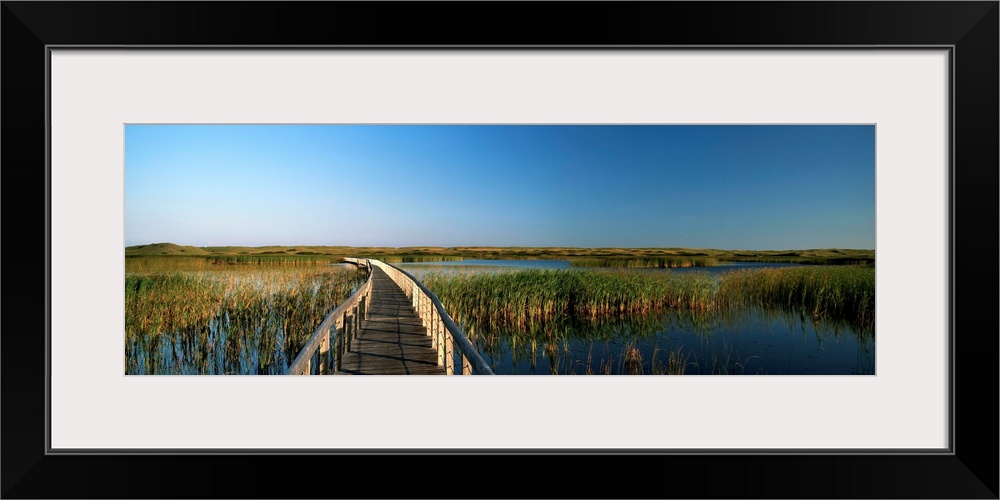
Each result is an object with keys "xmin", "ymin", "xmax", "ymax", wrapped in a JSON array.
[
  {"xmin": 715, "ymin": 266, "xmax": 875, "ymax": 337},
  {"xmin": 421, "ymin": 269, "xmax": 720, "ymax": 330},
  {"xmin": 422, "ymin": 266, "xmax": 873, "ymax": 335},
  {"xmin": 421, "ymin": 265, "xmax": 874, "ymax": 374},
  {"xmin": 125, "ymin": 262, "xmax": 364, "ymax": 374}
]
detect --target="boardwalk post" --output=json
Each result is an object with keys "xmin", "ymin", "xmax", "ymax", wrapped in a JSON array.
[
  {"xmin": 335, "ymin": 322, "xmax": 344, "ymax": 372},
  {"xmin": 462, "ymin": 354, "xmax": 472, "ymax": 375},
  {"xmin": 319, "ymin": 329, "xmax": 329, "ymax": 374},
  {"xmin": 343, "ymin": 312, "xmax": 351, "ymax": 352},
  {"xmin": 427, "ymin": 302, "xmax": 432, "ymax": 340},
  {"xmin": 437, "ymin": 317, "xmax": 445, "ymax": 367},
  {"xmin": 349, "ymin": 312, "xmax": 355, "ymax": 349},
  {"xmin": 351, "ymin": 304, "xmax": 358, "ymax": 346},
  {"xmin": 445, "ymin": 329, "xmax": 454, "ymax": 374},
  {"xmin": 357, "ymin": 305, "xmax": 361, "ymax": 340},
  {"xmin": 334, "ymin": 333, "xmax": 340, "ymax": 373},
  {"xmin": 343, "ymin": 314, "xmax": 349, "ymax": 353},
  {"xmin": 430, "ymin": 306, "xmax": 437, "ymax": 348},
  {"xmin": 420, "ymin": 290, "xmax": 427, "ymax": 330}
]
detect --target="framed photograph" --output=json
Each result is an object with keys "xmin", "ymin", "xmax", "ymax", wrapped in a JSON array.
[{"xmin": 3, "ymin": 2, "xmax": 996, "ymax": 498}]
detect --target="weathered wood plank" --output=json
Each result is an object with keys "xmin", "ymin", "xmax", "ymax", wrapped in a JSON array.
[{"xmin": 336, "ymin": 267, "xmax": 445, "ymax": 375}]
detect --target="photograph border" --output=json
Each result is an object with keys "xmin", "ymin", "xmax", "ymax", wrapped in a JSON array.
[
  {"xmin": 55, "ymin": 55, "xmax": 940, "ymax": 452},
  {"xmin": 3, "ymin": 2, "xmax": 997, "ymax": 498}
]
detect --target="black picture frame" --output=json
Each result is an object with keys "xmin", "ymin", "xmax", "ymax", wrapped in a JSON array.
[{"xmin": 2, "ymin": 2, "xmax": 996, "ymax": 498}]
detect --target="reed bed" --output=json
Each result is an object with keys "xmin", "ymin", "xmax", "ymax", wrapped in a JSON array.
[
  {"xmin": 421, "ymin": 266, "xmax": 875, "ymax": 374},
  {"xmin": 715, "ymin": 266, "xmax": 875, "ymax": 336},
  {"xmin": 424, "ymin": 266, "xmax": 873, "ymax": 330},
  {"xmin": 125, "ymin": 265, "xmax": 364, "ymax": 374},
  {"xmin": 421, "ymin": 269, "xmax": 720, "ymax": 332},
  {"xmin": 422, "ymin": 269, "xmax": 719, "ymax": 374}
]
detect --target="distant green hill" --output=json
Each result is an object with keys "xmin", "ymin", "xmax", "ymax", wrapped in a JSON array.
[{"xmin": 125, "ymin": 243, "xmax": 212, "ymax": 255}]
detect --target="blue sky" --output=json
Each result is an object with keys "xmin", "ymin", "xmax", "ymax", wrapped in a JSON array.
[{"xmin": 124, "ymin": 125, "xmax": 875, "ymax": 249}]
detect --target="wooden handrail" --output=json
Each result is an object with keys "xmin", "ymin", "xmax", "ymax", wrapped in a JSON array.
[
  {"xmin": 284, "ymin": 260, "xmax": 373, "ymax": 375},
  {"xmin": 368, "ymin": 259, "xmax": 495, "ymax": 375}
]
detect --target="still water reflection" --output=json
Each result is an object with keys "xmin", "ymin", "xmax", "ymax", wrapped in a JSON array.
[{"xmin": 460, "ymin": 307, "xmax": 873, "ymax": 375}]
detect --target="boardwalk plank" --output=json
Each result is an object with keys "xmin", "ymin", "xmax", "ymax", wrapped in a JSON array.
[{"xmin": 336, "ymin": 267, "xmax": 444, "ymax": 375}]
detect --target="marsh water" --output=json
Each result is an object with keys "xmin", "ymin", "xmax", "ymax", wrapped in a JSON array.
[{"xmin": 399, "ymin": 260, "xmax": 874, "ymax": 375}]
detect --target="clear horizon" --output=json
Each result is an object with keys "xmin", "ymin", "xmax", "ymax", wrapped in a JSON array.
[{"xmin": 125, "ymin": 124, "xmax": 875, "ymax": 250}]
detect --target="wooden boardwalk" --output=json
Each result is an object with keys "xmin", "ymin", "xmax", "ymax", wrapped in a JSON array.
[{"xmin": 336, "ymin": 266, "xmax": 444, "ymax": 375}]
